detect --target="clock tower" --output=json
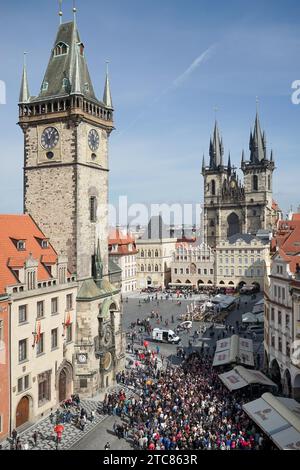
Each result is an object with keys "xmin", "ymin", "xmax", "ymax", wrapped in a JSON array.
[{"xmin": 18, "ymin": 12, "xmax": 125, "ymax": 396}]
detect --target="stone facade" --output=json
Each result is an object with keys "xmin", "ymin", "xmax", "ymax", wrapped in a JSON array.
[
  {"xmin": 0, "ymin": 296, "xmax": 9, "ymax": 441},
  {"xmin": 170, "ymin": 242, "xmax": 215, "ymax": 287}
]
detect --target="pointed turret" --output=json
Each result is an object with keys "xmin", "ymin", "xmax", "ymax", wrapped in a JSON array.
[
  {"xmin": 227, "ymin": 153, "xmax": 232, "ymax": 175},
  {"xmin": 19, "ymin": 54, "xmax": 30, "ymax": 103},
  {"xmin": 209, "ymin": 121, "xmax": 224, "ymax": 169},
  {"xmin": 94, "ymin": 239, "xmax": 103, "ymax": 289},
  {"xmin": 270, "ymin": 150, "xmax": 274, "ymax": 163},
  {"xmin": 103, "ymin": 63, "xmax": 113, "ymax": 109},
  {"xmin": 249, "ymin": 112, "xmax": 267, "ymax": 163},
  {"xmin": 202, "ymin": 154, "xmax": 206, "ymax": 174}
]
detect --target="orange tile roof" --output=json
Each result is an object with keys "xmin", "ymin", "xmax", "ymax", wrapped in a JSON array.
[
  {"xmin": 272, "ymin": 215, "xmax": 300, "ymax": 273},
  {"xmin": 0, "ymin": 215, "xmax": 58, "ymax": 294},
  {"xmin": 108, "ymin": 228, "xmax": 138, "ymax": 255}
]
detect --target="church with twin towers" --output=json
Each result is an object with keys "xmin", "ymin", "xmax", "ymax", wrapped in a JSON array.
[{"xmin": 202, "ymin": 112, "xmax": 279, "ymax": 248}]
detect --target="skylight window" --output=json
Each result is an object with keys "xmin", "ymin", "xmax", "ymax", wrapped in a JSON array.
[{"xmin": 17, "ymin": 240, "xmax": 26, "ymax": 251}]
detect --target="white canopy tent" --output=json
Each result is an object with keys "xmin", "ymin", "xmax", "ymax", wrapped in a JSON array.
[
  {"xmin": 242, "ymin": 312, "xmax": 264, "ymax": 324},
  {"xmin": 243, "ymin": 393, "xmax": 300, "ymax": 450},
  {"xmin": 213, "ymin": 335, "xmax": 254, "ymax": 367},
  {"xmin": 219, "ymin": 366, "xmax": 277, "ymax": 391}
]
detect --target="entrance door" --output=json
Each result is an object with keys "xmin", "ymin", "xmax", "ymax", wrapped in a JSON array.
[
  {"xmin": 16, "ymin": 396, "xmax": 29, "ymax": 428},
  {"xmin": 59, "ymin": 369, "xmax": 67, "ymax": 402}
]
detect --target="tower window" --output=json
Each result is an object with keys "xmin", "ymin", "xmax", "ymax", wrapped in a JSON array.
[
  {"xmin": 253, "ymin": 174, "xmax": 258, "ymax": 191},
  {"xmin": 17, "ymin": 240, "xmax": 26, "ymax": 251},
  {"xmin": 42, "ymin": 81, "xmax": 48, "ymax": 91},
  {"xmin": 62, "ymin": 78, "xmax": 70, "ymax": 90},
  {"xmin": 54, "ymin": 42, "xmax": 69, "ymax": 57},
  {"xmin": 268, "ymin": 175, "xmax": 271, "ymax": 190},
  {"xmin": 90, "ymin": 197, "xmax": 97, "ymax": 222},
  {"xmin": 84, "ymin": 83, "xmax": 90, "ymax": 92},
  {"xmin": 211, "ymin": 180, "xmax": 216, "ymax": 195}
]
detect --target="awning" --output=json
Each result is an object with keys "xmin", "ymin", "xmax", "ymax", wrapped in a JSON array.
[
  {"xmin": 219, "ymin": 366, "xmax": 277, "ymax": 391},
  {"xmin": 243, "ymin": 393, "xmax": 300, "ymax": 450},
  {"xmin": 213, "ymin": 335, "xmax": 254, "ymax": 367},
  {"xmin": 242, "ymin": 312, "xmax": 264, "ymax": 323}
]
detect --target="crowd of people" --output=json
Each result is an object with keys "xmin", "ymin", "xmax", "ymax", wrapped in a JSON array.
[{"xmin": 112, "ymin": 352, "xmax": 274, "ymax": 450}]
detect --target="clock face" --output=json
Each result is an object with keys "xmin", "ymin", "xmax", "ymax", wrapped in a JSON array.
[
  {"xmin": 41, "ymin": 127, "xmax": 59, "ymax": 150},
  {"xmin": 77, "ymin": 353, "xmax": 87, "ymax": 364},
  {"xmin": 88, "ymin": 129, "xmax": 100, "ymax": 152},
  {"xmin": 103, "ymin": 325, "xmax": 112, "ymax": 347}
]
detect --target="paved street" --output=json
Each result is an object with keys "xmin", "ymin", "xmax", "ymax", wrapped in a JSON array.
[{"xmin": 72, "ymin": 416, "xmax": 131, "ymax": 450}]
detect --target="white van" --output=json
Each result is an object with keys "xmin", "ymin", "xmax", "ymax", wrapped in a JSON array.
[
  {"xmin": 152, "ymin": 328, "xmax": 181, "ymax": 344},
  {"xmin": 247, "ymin": 325, "xmax": 264, "ymax": 334}
]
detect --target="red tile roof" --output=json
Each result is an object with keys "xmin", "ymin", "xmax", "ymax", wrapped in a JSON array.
[
  {"xmin": 0, "ymin": 215, "xmax": 59, "ymax": 294},
  {"xmin": 108, "ymin": 228, "xmax": 138, "ymax": 255},
  {"xmin": 272, "ymin": 215, "xmax": 300, "ymax": 273}
]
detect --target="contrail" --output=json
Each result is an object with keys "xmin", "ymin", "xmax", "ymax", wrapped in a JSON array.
[{"xmin": 115, "ymin": 44, "xmax": 217, "ymax": 139}]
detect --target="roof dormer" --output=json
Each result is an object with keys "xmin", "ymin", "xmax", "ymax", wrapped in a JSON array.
[{"xmin": 54, "ymin": 41, "xmax": 69, "ymax": 57}]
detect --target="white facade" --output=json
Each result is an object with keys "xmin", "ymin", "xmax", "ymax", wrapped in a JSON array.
[
  {"xmin": 110, "ymin": 252, "xmax": 137, "ymax": 293},
  {"xmin": 170, "ymin": 242, "xmax": 215, "ymax": 287},
  {"xmin": 264, "ymin": 253, "xmax": 300, "ymax": 399}
]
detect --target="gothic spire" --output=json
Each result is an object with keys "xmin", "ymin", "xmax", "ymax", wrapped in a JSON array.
[
  {"xmin": 202, "ymin": 154, "xmax": 206, "ymax": 173},
  {"xmin": 249, "ymin": 112, "xmax": 267, "ymax": 163},
  {"xmin": 241, "ymin": 149, "xmax": 245, "ymax": 166},
  {"xmin": 103, "ymin": 61, "xmax": 113, "ymax": 109},
  {"xmin": 19, "ymin": 53, "xmax": 30, "ymax": 103},
  {"xmin": 94, "ymin": 239, "xmax": 103, "ymax": 289},
  {"xmin": 227, "ymin": 152, "xmax": 232, "ymax": 174},
  {"xmin": 209, "ymin": 121, "xmax": 224, "ymax": 169}
]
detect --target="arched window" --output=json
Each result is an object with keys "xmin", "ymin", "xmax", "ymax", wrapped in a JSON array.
[
  {"xmin": 155, "ymin": 265, "xmax": 159, "ymax": 272},
  {"xmin": 253, "ymin": 174, "xmax": 258, "ymax": 191},
  {"xmin": 141, "ymin": 250, "xmax": 144, "ymax": 258},
  {"xmin": 268, "ymin": 175, "xmax": 271, "ymax": 190},
  {"xmin": 211, "ymin": 180, "xmax": 216, "ymax": 195},
  {"xmin": 54, "ymin": 42, "xmax": 69, "ymax": 57},
  {"xmin": 148, "ymin": 250, "xmax": 151, "ymax": 258},
  {"xmin": 141, "ymin": 265, "xmax": 144, "ymax": 272},
  {"xmin": 227, "ymin": 213, "xmax": 240, "ymax": 238},
  {"xmin": 155, "ymin": 250, "xmax": 159, "ymax": 257},
  {"xmin": 148, "ymin": 265, "xmax": 151, "ymax": 272}
]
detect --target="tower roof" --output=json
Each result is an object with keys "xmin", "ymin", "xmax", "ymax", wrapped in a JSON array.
[
  {"xmin": 249, "ymin": 112, "xmax": 267, "ymax": 163},
  {"xmin": 38, "ymin": 21, "xmax": 98, "ymax": 102},
  {"xmin": 209, "ymin": 121, "xmax": 224, "ymax": 169}
]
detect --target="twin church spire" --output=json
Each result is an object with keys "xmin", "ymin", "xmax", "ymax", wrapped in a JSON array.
[
  {"xmin": 202, "ymin": 111, "xmax": 274, "ymax": 174},
  {"xmin": 19, "ymin": 7, "xmax": 112, "ymax": 109}
]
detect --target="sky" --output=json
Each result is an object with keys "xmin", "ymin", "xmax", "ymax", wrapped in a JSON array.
[{"xmin": 1, "ymin": 0, "xmax": 300, "ymax": 220}]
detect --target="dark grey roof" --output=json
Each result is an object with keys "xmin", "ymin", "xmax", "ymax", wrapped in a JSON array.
[
  {"xmin": 209, "ymin": 121, "xmax": 224, "ymax": 169},
  {"xmin": 37, "ymin": 21, "xmax": 98, "ymax": 102},
  {"xmin": 109, "ymin": 258, "xmax": 122, "ymax": 274},
  {"xmin": 227, "ymin": 233, "xmax": 256, "ymax": 244},
  {"xmin": 249, "ymin": 113, "xmax": 267, "ymax": 163},
  {"xmin": 141, "ymin": 216, "xmax": 172, "ymax": 240}
]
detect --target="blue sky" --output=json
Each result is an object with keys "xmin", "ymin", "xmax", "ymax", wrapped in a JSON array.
[{"xmin": 1, "ymin": 0, "xmax": 300, "ymax": 217}]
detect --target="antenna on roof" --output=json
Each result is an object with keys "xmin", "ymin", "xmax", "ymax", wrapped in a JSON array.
[{"xmin": 58, "ymin": 0, "xmax": 63, "ymax": 24}]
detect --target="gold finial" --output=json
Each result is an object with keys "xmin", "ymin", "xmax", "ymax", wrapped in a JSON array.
[
  {"xmin": 59, "ymin": 0, "xmax": 63, "ymax": 24},
  {"xmin": 73, "ymin": 0, "xmax": 77, "ymax": 19}
]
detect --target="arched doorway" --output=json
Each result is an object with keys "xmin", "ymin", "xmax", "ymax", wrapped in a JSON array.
[
  {"xmin": 57, "ymin": 362, "xmax": 73, "ymax": 403},
  {"xmin": 147, "ymin": 276, "xmax": 152, "ymax": 286},
  {"xmin": 270, "ymin": 359, "xmax": 282, "ymax": 392},
  {"xmin": 227, "ymin": 213, "xmax": 240, "ymax": 237},
  {"xmin": 16, "ymin": 396, "xmax": 30, "ymax": 428}
]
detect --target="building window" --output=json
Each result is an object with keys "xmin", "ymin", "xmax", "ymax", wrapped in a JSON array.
[
  {"xmin": 253, "ymin": 174, "xmax": 258, "ymax": 191},
  {"xmin": 66, "ymin": 294, "xmax": 73, "ymax": 310},
  {"xmin": 278, "ymin": 311, "xmax": 282, "ymax": 325},
  {"xmin": 282, "ymin": 288, "xmax": 285, "ymax": 301},
  {"xmin": 186, "ymin": 268, "xmax": 189, "ymax": 274},
  {"xmin": 204, "ymin": 269, "xmax": 207, "ymax": 275},
  {"xmin": 38, "ymin": 371, "xmax": 51, "ymax": 405},
  {"xmin": 174, "ymin": 268, "xmax": 178, "ymax": 274},
  {"xmin": 51, "ymin": 328, "xmax": 58, "ymax": 349},
  {"xmin": 17, "ymin": 240, "xmax": 26, "ymax": 251},
  {"xmin": 180, "ymin": 268, "xmax": 183, "ymax": 274},
  {"xmin": 148, "ymin": 251, "xmax": 151, "ymax": 258},
  {"xmin": 286, "ymin": 342, "xmax": 290, "ymax": 358},
  {"xmin": 19, "ymin": 305, "xmax": 27, "ymax": 324},
  {"xmin": 198, "ymin": 268, "xmax": 201, "ymax": 274},
  {"xmin": 37, "ymin": 301, "xmax": 44, "ymax": 318},
  {"xmin": 66, "ymin": 324, "xmax": 72, "ymax": 343},
  {"xmin": 41, "ymin": 240, "xmax": 48, "ymax": 248},
  {"xmin": 17, "ymin": 375, "xmax": 30, "ymax": 393},
  {"xmin": 211, "ymin": 180, "xmax": 216, "ymax": 195},
  {"xmin": 42, "ymin": 81, "xmax": 48, "ymax": 91},
  {"xmin": 285, "ymin": 314, "xmax": 290, "ymax": 328},
  {"xmin": 51, "ymin": 297, "xmax": 58, "ymax": 315},
  {"xmin": 36, "ymin": 333, "xmax": 44, "ymax": 355},
  {"xmin": 278, "ymin": 337, "xmax": 282, "ymax": 352},
  {"xmin": 271, "ymin": 335, "xmax": 275, "ymax": 347},
  {"xmin": 155, "ymin": 250, "xmax": 159, "ymax": 257},
  {"xmin": 210, "ymin": 269, "xmax": 213, "ymax": 275},
  {"xmin": 141, "ymin": 265, "xmax": 144, "ymax": 272},
  {"xmin": 90, "ymin": 197, "xmax": 97, "ymax": 222},
  {"xmin": 141, "ymin": 250, "xmax": 144, "ymax": 258},
  {"xmin": 54, "ymin": 42, "xmax": 68, "ymax": 56},
  {"xmin": 155, "ymin": 265, "xmax": 159, "ymax": 272},
  {"xmin": 271, "ymin": 308, "xmax": 274, "ymax": 322},
  {"xmin": 18, "ymin": 339, "xmax": 27, "ymax": 362}
]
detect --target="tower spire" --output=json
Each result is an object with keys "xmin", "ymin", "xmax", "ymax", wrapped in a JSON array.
[
  {"xmin": 227, "ymin": 152, "xmax": 232, "ymax": 174},
  {"xmin": 19, "ymin": 52, "xmax": 30, "ymax": 104},
  {"xmin": 73, "ymin": 0, "xmax": 77, "ymax": 23},
  {"xmin": 58, "ymin": 0, "xmax": 63, "ymax": 25},
  {"xmin": 202, "ymin": 154, "xmax": 206, "ymax": 173},
  {"xmin": 103, "ymin": 61, "xmax": 113, "ymax": 109},
  {"xmin": 209, "ymin": 120, "xmax": 224, "ymax": 169}
]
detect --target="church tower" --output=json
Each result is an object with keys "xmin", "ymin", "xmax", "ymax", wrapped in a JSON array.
[
  {"xmin": 19, "ymin": 16, "xmax": 113, "ymax": 281},
  {"xmin": 18, "ymin": 9, "xmax": 125, "ymax": 396},
  {"xmin": 202, "ymin": 122, "xmax": 245, "ymax": 247},
  {"xmin": 242, "ymin": 112, "xmax": 275, "ymax": 233}
]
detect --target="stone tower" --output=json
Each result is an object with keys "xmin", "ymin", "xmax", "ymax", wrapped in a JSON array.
[
  {"xmin": 202, "ymin": 113, "xmax": 276, "ymax": 249},
  {"xmin": 202, "ymin": 122, "xmax": 245, "ymax": 248},
  {"xmin": 242, "ymin": 112, "xmax": 275, "ymax": 233},
  {"xmin": 18, "ymin": 14, "xmax": 125, "ymax": 396}
]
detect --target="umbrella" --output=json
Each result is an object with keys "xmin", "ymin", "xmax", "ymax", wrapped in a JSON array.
[
  {"xmin": 143, "ymin": 340, "xmax": 149, "ymax": 348},
  {"xmin": 54, "ymin": 424, "xmax": 64, "ymax": 433}
]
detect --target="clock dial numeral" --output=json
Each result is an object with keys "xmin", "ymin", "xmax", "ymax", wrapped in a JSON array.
[
  {"xmin": 88, "ymin": 129, "xmax": 100, "ymax": 152},
  {"xmin": 41, "ymin": 127, "xmax": 59, "ymax": 150}
]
